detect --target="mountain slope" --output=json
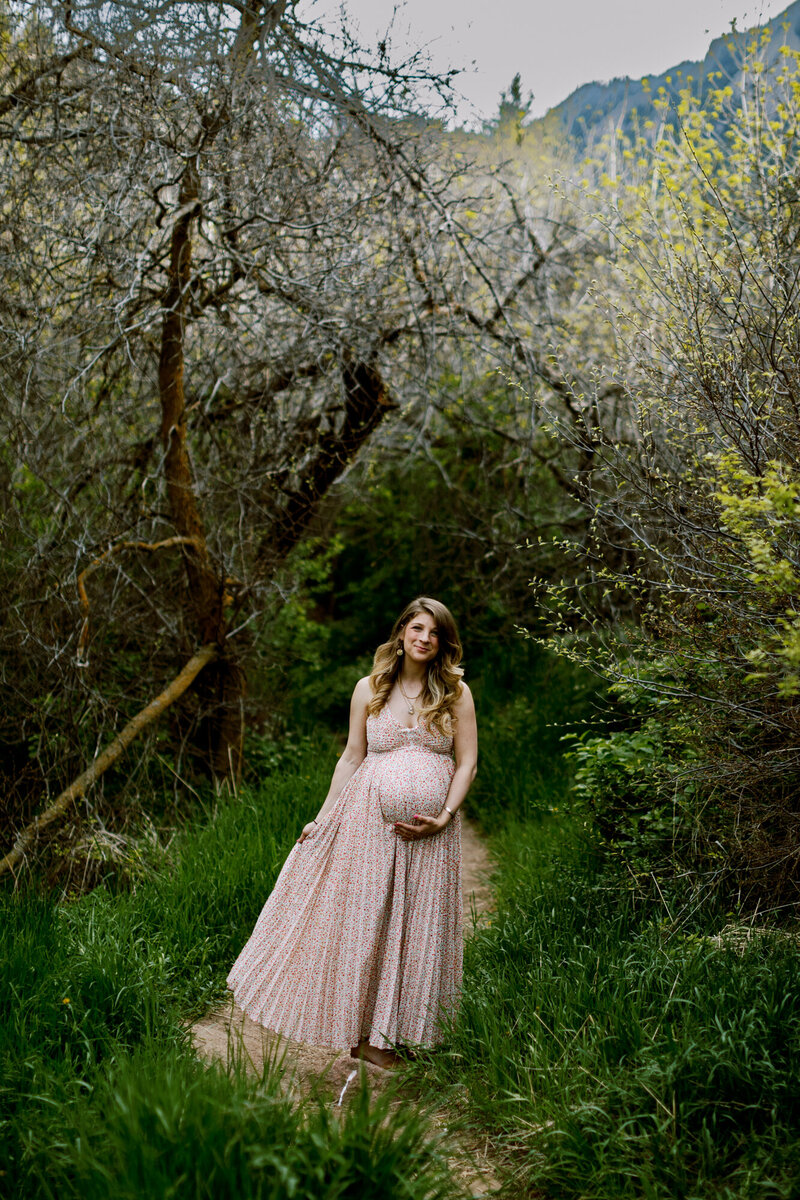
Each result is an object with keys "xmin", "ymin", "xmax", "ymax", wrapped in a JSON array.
[{"xmin": 545, "ymin": 0, "xmax": 800, "ymax": 143}]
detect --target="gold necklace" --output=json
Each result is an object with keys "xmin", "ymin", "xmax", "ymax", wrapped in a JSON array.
[{"xmin": 397, "ymin": 676, "xmax": 423, "ymax": 714}]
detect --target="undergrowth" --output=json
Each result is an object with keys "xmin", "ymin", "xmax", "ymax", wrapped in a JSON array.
[
  {"xmin": 415, "ymin": 659, "xmax": 800, "ymax": 1199},
  {"xmin": 430, "ymin": 821, "xmax": 800, "ymax": 1199}
]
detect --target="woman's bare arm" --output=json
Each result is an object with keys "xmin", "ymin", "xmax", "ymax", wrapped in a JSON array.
[
  {"xmin": 298, "ymin": 676, "xmax": 371, "ymax": 841},
  {"xmin": 440, "ymin": 683, "xmax": 478, "ymax": 817}
]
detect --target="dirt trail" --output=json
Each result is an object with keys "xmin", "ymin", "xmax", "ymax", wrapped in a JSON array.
[{"xmin": 190, "ymin": 818, "xmax": 498, "ymax": 1195}]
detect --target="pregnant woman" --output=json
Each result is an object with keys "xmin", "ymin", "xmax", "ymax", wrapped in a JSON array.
[{"xmin": 227, "ymin": 597, "xmax": 478, "ymax": 1068}]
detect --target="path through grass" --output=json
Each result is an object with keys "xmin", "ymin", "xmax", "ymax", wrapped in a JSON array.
[
  {"xmin": 0, "ymin": 743, "xmax": 469, "ymax": 1200},
  {"xmin": 4, "ymin": 649, "xmax": 800, "ymax": 1198}
]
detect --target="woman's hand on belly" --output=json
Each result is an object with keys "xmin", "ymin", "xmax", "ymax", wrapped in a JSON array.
[{"xmin": 393, "ymin": 812, "xmax": 450, "ymax": 841}]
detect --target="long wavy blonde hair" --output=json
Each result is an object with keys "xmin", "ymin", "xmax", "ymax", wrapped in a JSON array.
[{"xmin": 368, "ymin": 597, "xmax": 464, "ymax": 737}]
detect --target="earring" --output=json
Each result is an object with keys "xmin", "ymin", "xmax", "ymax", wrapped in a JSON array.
[{"xmin": 396, "ymin": 646, "xmax": 404, "ymax": 656}]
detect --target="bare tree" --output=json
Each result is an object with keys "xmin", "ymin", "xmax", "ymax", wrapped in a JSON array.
[{"xmin": 0, "ymin": 0, "xmax": 549, "ymax": 839}]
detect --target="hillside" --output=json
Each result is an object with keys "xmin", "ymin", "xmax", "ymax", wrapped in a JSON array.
[{"xmin": 545, "ymin": 0, "xmax": 800, "ymax": 143}]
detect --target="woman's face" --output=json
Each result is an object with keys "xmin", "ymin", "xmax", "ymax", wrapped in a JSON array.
[{"xmin": 401, "ymin": 611, "xmax": 440, "ymax": 664}]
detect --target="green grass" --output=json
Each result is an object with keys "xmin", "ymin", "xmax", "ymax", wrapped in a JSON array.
[
  {"xmin": 0, "ymin": 740, "xmax": 465, "ymax": 1200},
  {"xmin": 466, "ymin": 646, "xmax": 598, "ymax": 829},
  {"xmin": 3, "ymin": 646, "xmax": 800, "ymax": 1198},
  {"xmin": 409, "ymin": 655, "xmax": 800, "ymax": 1199},
  {"xmin": 425, "ymin": 820, "xmax": 800, "ymax": 1198},
  {"xmin": 18, "ymin": 1044, "xmax": 458, "ymax": 1200}
]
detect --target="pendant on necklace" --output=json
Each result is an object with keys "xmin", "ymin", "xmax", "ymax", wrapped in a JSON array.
[{"xmin": 407, "ymin": 705, "xmax": 415, "ymax": 714}]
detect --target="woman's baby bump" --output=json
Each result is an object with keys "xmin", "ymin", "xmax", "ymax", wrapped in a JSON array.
[{"xmin": 375, "ymin": 749, "xmax": 453, "ymax": 824}]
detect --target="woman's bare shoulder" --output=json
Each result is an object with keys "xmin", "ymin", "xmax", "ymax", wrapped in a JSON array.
[
  {"xmin": 454, "ymin": 681, "xmax": 475, "ymax": 713},
  {"xmin": 352, "ymin": 675, "xmax": 374, "ymax": 702}
]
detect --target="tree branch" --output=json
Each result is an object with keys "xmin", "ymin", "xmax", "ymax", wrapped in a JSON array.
[
  {"xmin": 75, "ymin": 536, "xmax": 203, "ymax": 666},
  {"xmin": 0, "ymin": 643, "xmax": 218, "ymax": 880}
]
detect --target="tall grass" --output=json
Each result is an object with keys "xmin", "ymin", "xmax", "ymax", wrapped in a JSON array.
[
  {"xmin": 5, "ymin": 644, "xmax": 800, "ymax": 1198},
  {"xmin": 436, "ymin": 823, "xmax": 800, "ymax": 1197},
  {"xmin": 468, "ymin": 645, "xmax": 597, "ymax": 829},
  {"xmin": 0, "ymin": 738, "xmax": 465, "ymax": 1199},
  {"xmin": 21, "ymin": 1045, "xmax": 458, "ymax": 1200},
  {"xmin": 418, "ymin": 652, "xmax": 800, "ymax": 1199}
]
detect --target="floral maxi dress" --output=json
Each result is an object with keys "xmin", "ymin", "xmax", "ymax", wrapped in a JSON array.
[{"xmin": 226, "ymin": 704, "xmax": 463, "ymax": 1050}]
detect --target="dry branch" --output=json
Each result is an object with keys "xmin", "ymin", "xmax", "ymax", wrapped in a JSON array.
[{"xmin": 0, "ymin": 644, "xmax": 218, "ymax": 880}]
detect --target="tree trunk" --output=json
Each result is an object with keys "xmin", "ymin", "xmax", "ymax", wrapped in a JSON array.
[
  {"xmin": 197, "ymin": 657, "xmax": 247, "ymax": 789},
  {"xmin": 158, "ymin": 161, "xmax": 224, "ymax": 646},
  {"xmin": 157, "ymin": 163, "xmax": 244, "ymax": 783},
  {"xmin": 263, "ymin": 357, "xmax": 397, "ymax": 567}
]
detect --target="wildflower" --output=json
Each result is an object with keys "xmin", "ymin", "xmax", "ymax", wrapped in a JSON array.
[{"xmin": 62, "ymin": 998, "xmax": 70, "ymax": 1005}]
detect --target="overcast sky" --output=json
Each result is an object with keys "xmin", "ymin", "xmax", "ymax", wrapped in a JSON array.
[{"xmin": 317, "ymin": 0, "xmax": 792, "ymax": 122}]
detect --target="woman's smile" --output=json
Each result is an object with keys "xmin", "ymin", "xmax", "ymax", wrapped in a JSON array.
[{"xmin": 404, "ymin": 616, "xmax": 439, "ymax": 658}]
